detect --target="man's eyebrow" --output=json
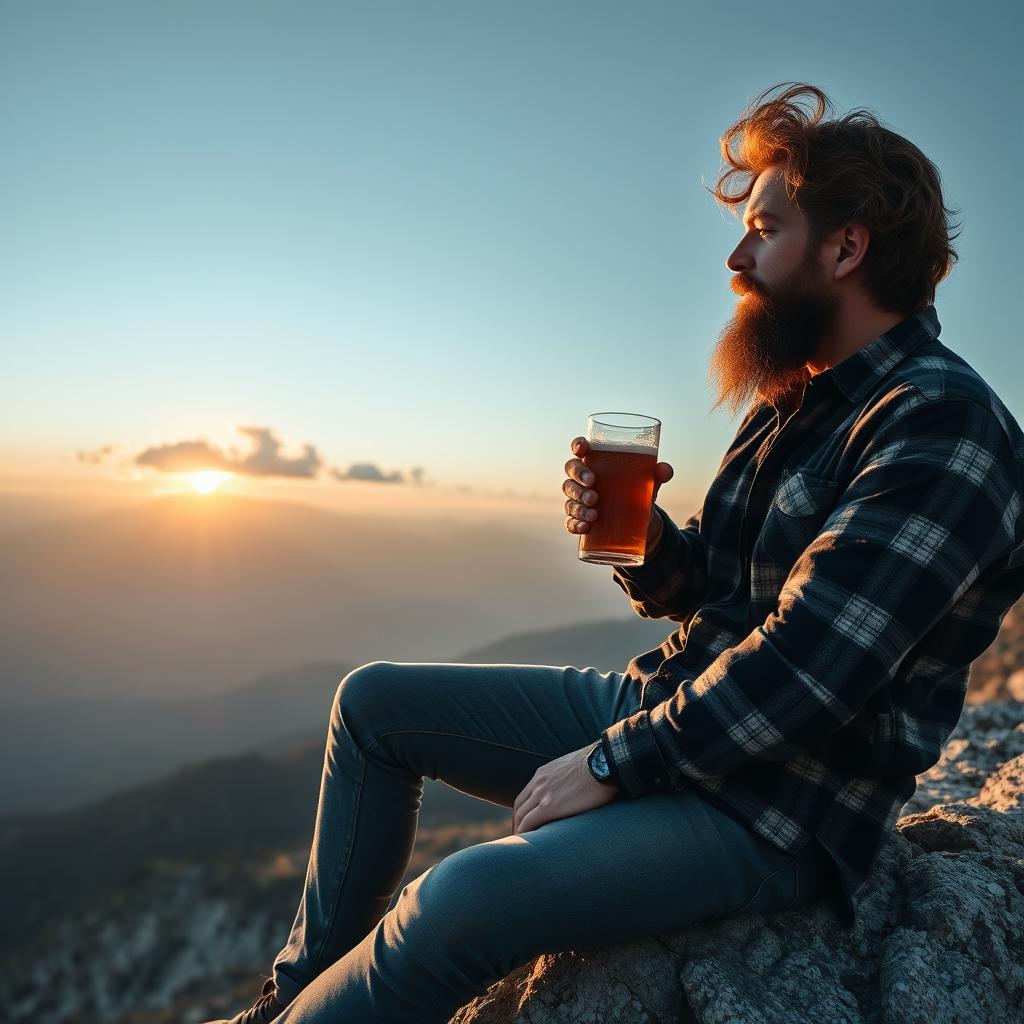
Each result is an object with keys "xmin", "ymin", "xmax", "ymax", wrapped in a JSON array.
[{"xmin": 742, "ymin": 206, "xmax": 782, "ymax": 227}]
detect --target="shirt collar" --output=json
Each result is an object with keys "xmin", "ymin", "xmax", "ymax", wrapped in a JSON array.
[{"xmin": 808, "ymin": 304, "xmax": 941, "ymax": 404}]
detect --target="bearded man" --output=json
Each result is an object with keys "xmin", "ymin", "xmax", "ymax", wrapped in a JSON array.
[{"xmin": 205, "ymin": 81, "xmax": 1024, "ymax": 1024}]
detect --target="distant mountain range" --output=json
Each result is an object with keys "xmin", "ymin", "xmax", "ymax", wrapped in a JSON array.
[
  {"xmin": 0, "ymin": 730, "xmax": 513, "ymax": 954},
  {"xmin": 7, "ymin": 582, "xmax": 1024, "ymax": 818},
  {"xmin": 0, "ymin": 615, "xmax": 673, "ymax": 815}
]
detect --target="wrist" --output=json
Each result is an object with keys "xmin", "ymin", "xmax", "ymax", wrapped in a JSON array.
[{"xmin": 587, "ymin": 740, "xmax": 615, "ymax": 785}]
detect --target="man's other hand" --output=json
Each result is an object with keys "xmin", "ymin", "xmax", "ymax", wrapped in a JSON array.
[{"xmin": 512, "ymin": 742, "xmax": 618, "ymax": 834}]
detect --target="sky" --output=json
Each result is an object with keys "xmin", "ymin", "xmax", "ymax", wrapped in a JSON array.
[{"xmin": 2, "ymin": 0, "xmax": 1021, "ymax": 521}]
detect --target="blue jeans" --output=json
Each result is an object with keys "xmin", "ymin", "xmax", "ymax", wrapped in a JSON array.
[{"xmin": 269, "ymin": 660, "xmax": 834, "ymax": 1023}]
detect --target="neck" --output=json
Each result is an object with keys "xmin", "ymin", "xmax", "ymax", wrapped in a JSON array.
[{"xmin": 806, "ymin": 297, "xmax": 910, "ymax": 377}]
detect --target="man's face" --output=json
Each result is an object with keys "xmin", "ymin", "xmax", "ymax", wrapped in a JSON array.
[{"xmin": 707, "ymin": 164, "xmax": 840, "ymax": 416}]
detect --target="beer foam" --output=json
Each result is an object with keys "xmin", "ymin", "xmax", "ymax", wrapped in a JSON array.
[{"xmin": 586, "ymin": 439, "xmax": 658, "ymax": 456}]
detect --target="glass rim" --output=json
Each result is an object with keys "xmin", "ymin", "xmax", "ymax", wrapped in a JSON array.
[{"xmin": 587, "ymin": 411, "xmax": 661, "ymax": 429}]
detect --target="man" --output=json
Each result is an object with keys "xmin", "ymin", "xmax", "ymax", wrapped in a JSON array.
[{"xmin": 206, "ymin": 82, "xmax": 1024, "ymax": 1024}]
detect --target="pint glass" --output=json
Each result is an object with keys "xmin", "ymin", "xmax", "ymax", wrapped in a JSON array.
[{"xmin": 577, "ymin": 412, "xmax": 661, "ymax": 567}]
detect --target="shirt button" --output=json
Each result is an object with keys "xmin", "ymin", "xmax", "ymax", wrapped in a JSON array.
[{"xmin": 654, "ymin": 777, "xmax": 662, "ymax": 784}]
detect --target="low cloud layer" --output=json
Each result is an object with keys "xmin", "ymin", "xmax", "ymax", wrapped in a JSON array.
[
  {"xmin": 331, "ymin": 463, "xmax": 426, "ymax": 485},
  {"xmin": 135, "ymin": 426, "xmax": 321, "ymax": 478},
  {"xmin": 128, "ymin": 426, "xmax": 427, "ymax": 485}
]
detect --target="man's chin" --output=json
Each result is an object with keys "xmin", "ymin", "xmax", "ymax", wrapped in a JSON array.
[{"xmin": 709, "ymin": 316, "xmax": 812, "ymax": 414}]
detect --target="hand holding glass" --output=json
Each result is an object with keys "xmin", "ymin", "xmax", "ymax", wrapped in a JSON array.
[{"xmin": 563, "ymin": 412, "xmax": 670, "ymax": 567}]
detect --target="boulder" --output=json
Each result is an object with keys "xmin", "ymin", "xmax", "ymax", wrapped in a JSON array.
[{"xmin": 450, "ymin": 701, "xmax": 1024, "ymax": 1024}]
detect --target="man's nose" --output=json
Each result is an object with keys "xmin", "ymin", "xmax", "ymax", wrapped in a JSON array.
[{"xmin": 726, "ymin": 242, "xmax": 751, "ymax": 274}]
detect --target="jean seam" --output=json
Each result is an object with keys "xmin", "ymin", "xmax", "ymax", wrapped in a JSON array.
[
  {"xmin": 363, "ymin": 729, "xmax": 557, "ymax": 760},
  {"xmin": 310, "ymin": 737, "xmax": 365, "ymax": 979},
  {"xmin": 696, "ymin": 798, "xmax": 737, "ymax": 887},
  {"xmin": 727, "ymin": 852, "xmax": 798, "ymax": 919}
]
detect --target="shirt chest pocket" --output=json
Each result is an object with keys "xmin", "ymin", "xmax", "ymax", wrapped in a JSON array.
[{"xmin": 755, "ymin": 469, "xmax": 843, "ymax": 569}]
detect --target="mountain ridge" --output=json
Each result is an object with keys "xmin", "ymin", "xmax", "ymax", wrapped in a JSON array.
[{"xmin": 0, "ymin": 615, "xmax": 674, "ymax": 815}]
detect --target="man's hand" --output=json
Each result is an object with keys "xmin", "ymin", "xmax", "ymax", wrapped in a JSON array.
[
  {"xmin": 512, "ymin": 742, "xmax": 619, "ymax": 834},
  {"xmin": 565, "ymin": 437, "xmax": 674, "ymax": 546}
]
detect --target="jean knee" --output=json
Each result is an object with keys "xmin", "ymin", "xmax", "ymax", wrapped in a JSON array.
[
  {"xmin": 332, "ymin": 660, "xmax": 400, "ymax": 749},
  {"xmin": 404, "ymin": 844, "xmax": 521, "ymax": 955},
  {"xmin": 384, "ymin": 853, "xmax": 532, "ymax": 1003}
]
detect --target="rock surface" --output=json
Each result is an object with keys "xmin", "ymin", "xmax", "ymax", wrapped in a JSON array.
[{"xmin": 450, "ymin": 701, "xmax": 1024, "ymax": 1024}]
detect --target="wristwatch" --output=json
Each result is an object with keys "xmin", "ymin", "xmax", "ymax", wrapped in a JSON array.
[{"xmin": 587, "ymin": 740, "xmax": 614, "ymax": 784}]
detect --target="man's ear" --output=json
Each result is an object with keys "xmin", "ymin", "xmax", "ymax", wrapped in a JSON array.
[{"xmin": 833, "ymin": 221, "xmax": 870, "ymax": 281}]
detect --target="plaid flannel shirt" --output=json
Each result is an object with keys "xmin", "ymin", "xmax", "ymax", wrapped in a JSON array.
[{"xmin": 599, "ymin": 304, "xmax": 1024, "ymax": 927}]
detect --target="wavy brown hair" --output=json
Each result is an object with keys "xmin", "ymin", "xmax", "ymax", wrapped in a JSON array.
[{"xmin": 707, "ymin": 82, "xmax": 962, "ymax": 315}]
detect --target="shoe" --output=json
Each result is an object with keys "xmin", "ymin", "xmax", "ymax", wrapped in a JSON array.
[{"xmin": 201, "ymin": 976, "xmax": 286, "ymax": 1023}]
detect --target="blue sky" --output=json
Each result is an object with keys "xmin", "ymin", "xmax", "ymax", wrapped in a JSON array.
[{"xmin": 2, "ymin": 0, "xmax": 1020, "ymax": 511}]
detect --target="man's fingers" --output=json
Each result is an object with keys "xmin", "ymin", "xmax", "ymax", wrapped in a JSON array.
[
  {"xmin": 563, "ymin": 439, "xmax": 598, "ymax": 540},
  {"xmin": 515, "ymin": 798, "xmax": 545, "ymax": 835},
  {"xmin": 520, "ymin": 794, "xmax": 552, "ymax": 835},
  {"xmin": 512, "ymin": 779, "xmax": 533, "ymax": 830},
  {"xmin": 563, "ymin": 457, "xmax": 594, "ymax": 487},
  {"xmin": 514, "ymin": 789, "xmax": 543, "ymax": 833}
]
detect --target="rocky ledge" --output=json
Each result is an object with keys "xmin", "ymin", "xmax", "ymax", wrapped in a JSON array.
[{"xmin": 451, "ymin": 700, "xmax": 1024, "ymax": 1024}]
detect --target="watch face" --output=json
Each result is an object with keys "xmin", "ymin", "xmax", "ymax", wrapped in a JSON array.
[{"xmin": 590, "ymin": 743, "xmax": 610, "ymax": 779}]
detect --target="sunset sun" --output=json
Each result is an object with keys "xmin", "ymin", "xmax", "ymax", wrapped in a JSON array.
[{"xmin": 189, "ymin": 470, "xmax": 229, "ymax": 494}]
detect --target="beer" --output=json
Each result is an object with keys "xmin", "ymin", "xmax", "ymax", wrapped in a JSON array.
[{"xmin": 578, "ymin": 441, "xmax": 658, "ymax": 567}]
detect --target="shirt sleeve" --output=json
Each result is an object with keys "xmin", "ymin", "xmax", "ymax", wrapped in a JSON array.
[
  {"xmin": 609, "ymin": 504, "xmax": 709, "ymax": 622},
  {"xmin": 601, "ymin": 393, "xmax": 1024, "ymax": 799}
]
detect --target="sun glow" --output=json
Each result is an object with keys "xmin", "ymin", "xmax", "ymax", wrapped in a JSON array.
[{"xmin": 189, "ymin": 470, "xmax": 229, "ymax": 494}]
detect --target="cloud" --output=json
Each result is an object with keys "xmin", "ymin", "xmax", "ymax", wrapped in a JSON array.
[
  {"xmin": 329, "ymin": 462, "xmax": 432, "ymax": 487},
  {"xmin": 134, "ymin": 426, "xmax": 322, "ymax": 479},
  {"xmin": 77, "ymin": 444, "xmax": 115, "ymax": 465},
  {"xmin": 331, "ymin": 463, "xmax": 404, "ymax": 484},
  {"xmin": 135, "ymin": 439, "xmax": 234, "ymax": 474},
  {"xmin": 229, "ymin": 426, "xmax": 322, "ymax": 478},
  {"xmin": 129, "ymin": 426, "xmax": 430, "ymax": 487}
]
